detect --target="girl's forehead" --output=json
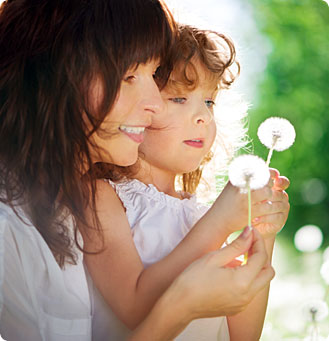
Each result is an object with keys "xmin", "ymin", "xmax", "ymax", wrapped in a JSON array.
[{"xmin": 169, "ymin": 60, "xmax": 219, "ymax": 93}]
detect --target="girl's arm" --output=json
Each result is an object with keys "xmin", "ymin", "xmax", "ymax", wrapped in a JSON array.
[
  {"xmin": 82, "ymin": 174, "xmax": 288, "ymax": 329},
  {"xmin": 227, "ymin": 236, "xmax": 275, "ymax": 341}
]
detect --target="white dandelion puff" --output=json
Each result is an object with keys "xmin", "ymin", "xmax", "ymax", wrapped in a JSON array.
[
  {"xmin": 229, "ymin": 155, "xmax": 270, "ymax": 264},
  {"xmin": 257, "ymin": 117, "xmax": 296, "ymax": 165},
  {"xmin": 228, "ymin": 155, "xmax": 270, "ymax": 192},
  {"xmin": 320, "ymin": 260, "xmax": 329, "ymax": 285},
  {"xmin": 302, "ymin": 300, "xmax": 329, "ymax": 322}
]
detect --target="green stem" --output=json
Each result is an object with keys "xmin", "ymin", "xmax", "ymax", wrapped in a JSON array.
[
  {"xmin": 243, "ymin": 183, "xmax": 252, "ymax": 265},
  {"xmin": 266, "ymin": 135, "xmax": 279, "ymax": 166},
  {"xmin": 248, "ymin": 185, "xmax": 252, "ymax": 228}
]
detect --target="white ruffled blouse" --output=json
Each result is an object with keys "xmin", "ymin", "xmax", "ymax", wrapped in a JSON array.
[
  {"xmin": 0, "ymin": 202, "xmax": 92, "ymax": 341},
  {"xmin": 92, "ymin": 179, "xmax": 230, "ymax": 341}
]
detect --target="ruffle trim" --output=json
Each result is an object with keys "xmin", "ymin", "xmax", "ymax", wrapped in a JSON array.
[{"xmin": 105, "ymin": 179, "xmax": 208, "ymax": 221}]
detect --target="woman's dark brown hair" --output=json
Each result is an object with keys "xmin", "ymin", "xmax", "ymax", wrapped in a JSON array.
[{"xmin": 0, "ymin": 0, "xmax": 176, "ymax": 267}]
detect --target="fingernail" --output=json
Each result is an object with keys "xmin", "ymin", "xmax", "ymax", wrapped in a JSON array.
[
  {"xmin": 241, "ymin": 225, "xmax": 252, "ymax": 239},
  {"xmin": 252, "ymin": 217, "xmax": 260, "ymax": 224}
]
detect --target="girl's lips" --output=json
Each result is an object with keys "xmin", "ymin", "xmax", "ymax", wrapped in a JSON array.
[{"xmin": 183, "ymin": 139, "xmax": 204, "ymax": 148}]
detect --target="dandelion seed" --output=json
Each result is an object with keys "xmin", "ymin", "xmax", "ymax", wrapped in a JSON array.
[
  {"xmin": 302, "ymin": 300, "xmax": 329, "ymax": 322},
  {"xmin": 257, "ymin": 117, "xmax": 296, "ymax": 166}
]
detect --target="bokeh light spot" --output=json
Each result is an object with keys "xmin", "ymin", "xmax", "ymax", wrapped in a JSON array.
[{"xmin": 294, "ymin": 225, "xmax": 323, "ymax": 252}]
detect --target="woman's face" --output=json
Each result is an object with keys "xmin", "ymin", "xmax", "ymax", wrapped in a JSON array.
[{"xmin": 89, "ymin": 60, "xmax": 163, "ymax": 166}]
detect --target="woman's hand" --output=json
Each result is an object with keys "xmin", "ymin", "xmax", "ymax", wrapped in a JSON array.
[
  {"xmin": 129, "ymin": 228, "xmax": 274, "ymax": 341},
  {"xmin": 164, "ymin": 227, "xmax": 273, "ymax": 319}
]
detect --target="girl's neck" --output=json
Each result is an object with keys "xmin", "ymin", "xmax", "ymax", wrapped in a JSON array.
[{"xmin": 134, "ymin": 160, "xmax": 181, "ymax": 199}]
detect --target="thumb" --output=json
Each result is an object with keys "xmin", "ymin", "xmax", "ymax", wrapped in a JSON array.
[{"xmin": 212, "ymin": 226, "xmax": 253, "ymax": 267}]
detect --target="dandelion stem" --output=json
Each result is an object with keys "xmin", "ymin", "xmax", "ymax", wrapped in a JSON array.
[
  {"xmin": 266, "ymin": 147, "xmax": 274, "ymax": 166},
  {"xmin": 243, "ymin": 183, "xmax": 252, "ymax": 265},
  {"xmin": 266, "ymin": 135, "xmax": 279, "ymax": 166},
  {"xmin": 248, "ymin": 185, "xmax": 252, "ymax": 228}
]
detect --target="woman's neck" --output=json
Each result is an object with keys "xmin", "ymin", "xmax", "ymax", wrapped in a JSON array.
[{"xmin": 134, "ymin": 160, "xmax": 180, "ymax": 199}]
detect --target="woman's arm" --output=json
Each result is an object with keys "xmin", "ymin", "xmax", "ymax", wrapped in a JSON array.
[{"xmin": 128, "ymin": 228, "xmax": 275, "ymax": 341}]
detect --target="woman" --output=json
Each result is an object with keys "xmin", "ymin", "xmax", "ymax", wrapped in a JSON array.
[{"xmin": 0, "ymin": 0, "xmax": 275, "ymax": 340}]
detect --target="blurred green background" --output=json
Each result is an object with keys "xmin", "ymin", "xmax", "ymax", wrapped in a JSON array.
[
  {"xmin": 248, "ymin": 0, "xmax": 329, "ymax": 245},
  {"xmin": 246, "ymin": 1, "xmax": 329, "ymax": 338}
]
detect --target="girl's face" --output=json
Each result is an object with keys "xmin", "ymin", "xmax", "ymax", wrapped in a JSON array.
[
  {"xmin": 139, "ymin": 66, "xmax": 217, "ymax": 176},
  {"xmin": 89, "ymin": 60, "xmax": 163, "ymax": 166}
]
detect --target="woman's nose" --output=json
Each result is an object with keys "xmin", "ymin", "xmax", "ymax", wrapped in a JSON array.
[{"xmin": 142, "ymin": 79, "xmax": 164, "ymax": 115}]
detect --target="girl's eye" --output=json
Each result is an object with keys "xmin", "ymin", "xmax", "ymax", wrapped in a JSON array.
[
  {"xmin": 205, "ymin": 99, "xmax": 215, "ymax": 108},
  {"xmin": 169, "ymin": 97, "xmax": 186, "ymax": 104}
]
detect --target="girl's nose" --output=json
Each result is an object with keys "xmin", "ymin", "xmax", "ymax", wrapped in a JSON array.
[{"xmin": 193, "ymin": 104, "xmax": 213, "ymax": 125}]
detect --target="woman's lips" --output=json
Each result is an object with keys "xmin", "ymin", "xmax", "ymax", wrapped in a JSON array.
[
  {"xmin": 183, "ymin": 139, "xmax": 204, "ymax": 148},
  {"xmin": 119, "ymin": 125, "xmax": 146, "ymax": 143}
]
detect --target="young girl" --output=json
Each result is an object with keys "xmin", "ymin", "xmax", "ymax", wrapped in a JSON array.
[
  {"xmin": 84, "ymin": 25, "xmax": 290, "ymax": 340},
  {"xmin": 0, "ymin": 1, "xmax": 278, "ymax": 340}
]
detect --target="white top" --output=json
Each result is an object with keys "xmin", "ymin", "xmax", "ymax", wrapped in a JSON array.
[
  {"xmin": 92, "ymin": 179, "xmax": 230, "ymax": 341},
  {"xmin": 0, "ymin": 202, "xmax": 92, "ymax": 341}
]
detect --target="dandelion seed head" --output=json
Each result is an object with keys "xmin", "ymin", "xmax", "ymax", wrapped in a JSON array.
[
  {"xmin": 228, "ymin": 155, "xmax": 270, "ymax": 192},
  {"xmin": 302, "ymin": 299, "xmax": 329, "ymax": 322},
  {"xmin": 257, "ymin": 117, "xmax": 296, "ymax": 151},
  {"xmin": 320, "ymin": 260, "xmax": 329, "ymax": 285}
]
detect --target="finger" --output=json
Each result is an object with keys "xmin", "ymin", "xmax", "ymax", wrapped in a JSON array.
[
  {"xmin": 252, "ymin": 212, "xmax": 287, "ymax": 233},
  {"xmin": 237, "ymin": 229, "xmax": 268, "ymax": 280},
  {"xmin": 251, "ymin": 186, "xmax": 273, "ymax": 203},
  {"xmin": 252, "ymin": 199, "xmax": 289, "ymax": 218},
  {"xmin": 210, "ymin": 226, "xmax": 253, "ymax": 267},
  {"xmin": 249, "ymin": 265, "xmax": 275, "ymax": 295},
  {"xmin": 274, "ymin": 176, "xmax": 290, "ymax": 191},
  {"xmin": 269, "ymin": 168, "xmax": 280, "ymax": 179},
  {"xmin": 225, "ymin": 259, "xmax": 243, "ymax": 268}
]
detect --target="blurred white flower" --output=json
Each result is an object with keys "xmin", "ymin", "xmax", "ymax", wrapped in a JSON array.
[
  {"xmin": 302, "ymin": 299, "xmax": 329, "ymax": 322},
  {"xmin": 257, "ymin": 117, "xmax": 296, "ymax": 151},
  {"xmin": 228, "ymin": 155, "xmax": 270, "ymax": 192},
  {"xmin": 323, "ymin": 246, "xmax": 329, "ymax": 262},
  {"xmin": 320, "ymin": 260, "xmax": 329, "ymax": 285},
  {"xmin": 294, "ymin": 225, "xmax": 323, "ymax": 252}
]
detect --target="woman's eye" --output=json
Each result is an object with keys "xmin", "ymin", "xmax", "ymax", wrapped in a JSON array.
[
  {"xmin": 205, "ymin": 99, "xmax": 215, "ymax": 108},
  {"xmin": 169, "ymin": 97, "xmax": 186, "ymax": 104},
  {"xmin": 153, "ymin": 66, "xmax": 161, "ymax": 79},
  {"xmin": 123, "ymin": 75, "xmax": 135, "ymax": 82}
]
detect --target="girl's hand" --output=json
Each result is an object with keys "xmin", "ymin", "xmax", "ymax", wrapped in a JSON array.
[
  {"xmin": 252, "ymin": 168, "xmax": 290, "ymax": 238},
  {"xmin": 210, "ymin": 168, "xmax": 290, "ymax": 238}
]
